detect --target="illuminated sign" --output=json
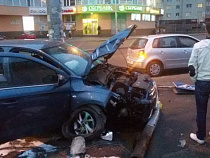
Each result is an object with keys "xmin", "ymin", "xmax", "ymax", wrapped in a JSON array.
[
  {"xmin": 62, "ymin": 7, "xmax": 76, "ymax": 14},
  {"xmin": 119, "ymin": 5, "xmax": 142, "ymax": 12},
  {"xmin": 82, "ymin": 5, "xmax": 113, "ymax": 12},
  {"xmin": 150, "ymin": 8, "xmax": 159, "ymax": 14}
]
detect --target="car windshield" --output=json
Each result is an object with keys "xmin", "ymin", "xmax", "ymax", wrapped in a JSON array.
[
  {"xmin": 130, "ymin": 38, "xmax": 148, "ymax": 49},
  {"xmin": 43, "ymin": 44, "xmax": 92, "ymax": 76}
]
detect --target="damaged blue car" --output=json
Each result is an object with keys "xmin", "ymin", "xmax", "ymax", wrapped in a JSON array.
[{"xmin": 0, "ymin": 25, "xmax": 158, "ymax": 143}]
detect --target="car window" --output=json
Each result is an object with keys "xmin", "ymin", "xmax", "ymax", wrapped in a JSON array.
[
  {"xmin": 178, "ymin": 36, "xmax": 198, "ymax": 48},
  {"xmin": 129, "ymin": 38, "xmax": 148, "ymax": 49},
  {"xmin": 0, "ymin": 47, "xmax": 4, "ymax": 52},
  {"xmin": 0, "ymin": 57, "xmax": 58, "ymax": 89},
  {"xmin": 159, "ymin": 37, "xmax": 178, "ymax": 48}
]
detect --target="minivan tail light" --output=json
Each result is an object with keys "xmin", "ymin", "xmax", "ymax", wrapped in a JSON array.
[{"xmin": 138, "ymin": 50, "xmax": 145, "ymax": 61}]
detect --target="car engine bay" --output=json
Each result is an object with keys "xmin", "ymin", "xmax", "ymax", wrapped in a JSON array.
[{"xmin": 86, "ymin": 63, "xmax": 157, "ymax": 121}]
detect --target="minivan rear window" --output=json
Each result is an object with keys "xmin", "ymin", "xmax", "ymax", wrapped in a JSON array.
[{"xmin": 129, "ymin": 38, "xmax": 148, "ymax": 49}]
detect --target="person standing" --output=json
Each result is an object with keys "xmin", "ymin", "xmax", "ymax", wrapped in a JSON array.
[{"xmin": 188, "ymin": 22, "xmax": 210, "ymax": 144}]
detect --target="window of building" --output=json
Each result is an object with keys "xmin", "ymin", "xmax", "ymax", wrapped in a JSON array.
[
  {"xmin": 198, "ymin": 3, "xmax": 202, "ymax": 8},
  {"xmin": 166, "ymin": 5, "xmax": 171, "ymax": 9},
  {"xmin": 65, "ymin": 14, "xmax": 76, "ymax": 22},
  {"xmin": 176, "ymin": 13, "xmax": 179, "ymax": 17},
  {"xmin": 186, "ymin": 4, "xmax": 192, "ymax": 8},
  {"xmin": 206, "ymin": 9, "xmax": 210, "ymax": 15},
  {"xmin": 166, "ymin": 13, "xmax": 171, "ymax": 18},
  {"xmin": 70, "ymin": 0, "xmax": 75, "ymax": 5},
  {"xmin": 34, "ymin": 0, "xmax": 41, "ymax": 7},
  {"xmin": 167, "ymin": 0, "xmax": 172, "ymax": 2},
  {"xmin": 151, "ymin": 15, "xmax": 155, "ymax": 21},
  {"xmin": 131, "ymin": 13, "xmax": 141, "ymax": 21},
  {"xmin": 0, "ymin": 0, "xmax": 6, "ymax": 5},
  {"xmin": 41, "ymin": 0, "xmax": 46, "ymax": 7},
  {"xmin": 105, "ymin": 0, "xmax": 111, "ymax": 4},
  {"xmin": 14, "ymin": 0, "xmax": 20, "ymax": 6},
  {"xmin": 176, "ymin": 5, "xmax": 180, "ymax": 9},
  {"xmin": 6, "ymin": 0, "xmax": 13, "ymax": 6},
  {"xmin": 142, "ymin": 14, "xmax": 150, "ymax": 21},
  {"xmin": 20, "ymin": 0, "xmax": 28, "ymax": 7},
  {"xmin": 185, "ymin": 12, "xmax": 191, "ymax": 16}
]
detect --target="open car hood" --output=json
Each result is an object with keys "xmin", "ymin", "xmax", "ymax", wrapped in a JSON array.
[{"xmin": 91, "ymin": 24, "xmax": 137, "ymax": 62}]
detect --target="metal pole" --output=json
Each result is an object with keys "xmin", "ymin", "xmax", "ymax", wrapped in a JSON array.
[
  {"xmin": 46, "ymin": 0, "xmax": 64, "ymax": 41},
  {"xmin": 115, "ymin": 0, "xmax": 118, "ymax": 34}
]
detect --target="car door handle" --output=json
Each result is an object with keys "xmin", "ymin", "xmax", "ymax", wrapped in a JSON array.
[
  {"xmin": 183, "ymin": 50, "xmax": 188, "ymax": 53},
  {"xmin": 1, "ymin": 100, "xmax": 19, "ymax": 105},
  {"xmin": 160, "ymin": 51, "xmax": 164, "ymax": 54}
]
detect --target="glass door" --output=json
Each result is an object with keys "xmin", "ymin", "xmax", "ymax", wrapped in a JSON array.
[{"xmin": 83, "ymin": 19, "xmax": 98, "ymax": 35}]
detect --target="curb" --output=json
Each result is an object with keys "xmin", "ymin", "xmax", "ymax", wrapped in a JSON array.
[{"xmin": 131, "ymin": 100, "xmax": 161, "ymax": 158}]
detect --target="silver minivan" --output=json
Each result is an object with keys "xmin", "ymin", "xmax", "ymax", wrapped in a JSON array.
[{"xmin": 127, "ymin": 34, "xmax": 199, "ymax": 76}]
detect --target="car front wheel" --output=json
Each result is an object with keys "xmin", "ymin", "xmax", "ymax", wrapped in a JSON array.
[
  {"xmin": 146, "ymin": 61, "xmax": 163, "ymax": 77},
  {"xmin": 62, "ymin": 106, "xmax": 106, "ymax": 141}
]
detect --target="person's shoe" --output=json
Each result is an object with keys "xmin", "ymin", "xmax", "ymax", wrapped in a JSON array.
[{"xmin": 190, "ymin": 133, "xmax": 205, "ymax": 144}]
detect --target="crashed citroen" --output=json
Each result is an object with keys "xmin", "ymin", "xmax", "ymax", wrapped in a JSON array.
[{"xmin": 0, "ymin": 25, "xmax": 158, "ymax": 143}]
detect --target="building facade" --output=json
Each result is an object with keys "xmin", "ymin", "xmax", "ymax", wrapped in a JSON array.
[
  {"xmin": 160, "ymin": 0, "xmax": 206, "ymax": 33},
  {"xmin": 0, "ymin": 0, "xmax": 163, "ymax": 38}
]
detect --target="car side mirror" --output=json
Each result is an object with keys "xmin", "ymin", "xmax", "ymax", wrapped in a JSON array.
[{"xmin": 58, "ymin": 74, "xmax": 67, "ymax": 85}]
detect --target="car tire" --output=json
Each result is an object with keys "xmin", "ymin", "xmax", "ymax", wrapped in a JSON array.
[
  {"xmin": 62, "ymin": 106, "xmax": 106, "ymax": 141},
  {"xmin": 146, "ymin": 61, "xmax": 163, "ymax": 77}
]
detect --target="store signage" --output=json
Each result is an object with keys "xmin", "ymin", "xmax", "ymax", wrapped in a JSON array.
[
  {"xmin": 29, "ymin": 8, "xmax": 47, "ymax": 15},
  {"xmin": 119, "ymin": 5, "xmax": 142, "ymax": 12},
  {"xmin": 82, "ymin": 5, "xmax": 113, "ymax": 12},
  {"xmin": 150, "ymin": 8, "xmax": 160, "ymax": 14},
  {"xmin": 62, "ymin": 7, "xmax": 76, "ymax": 14}
]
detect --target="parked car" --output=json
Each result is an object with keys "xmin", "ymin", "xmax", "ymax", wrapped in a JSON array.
[
  {"xmin": 0, "ymin": 34, "xmax": 6, "ymax": 40},
  {"xmin": 127, "ymin": 34, "xmax": 200, "ymax": 76},
  {"xmin": 0, "ymin": 25, "xmax": 158, "ymax": 143},
  {"xmin": 15, "ymin": 32, "xmax": 36, "ymax": 39}
]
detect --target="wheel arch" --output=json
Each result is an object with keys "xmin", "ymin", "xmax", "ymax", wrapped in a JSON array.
[{"xmin": 146, "ymin": 59, "xmax": 164, "ymax": 70}]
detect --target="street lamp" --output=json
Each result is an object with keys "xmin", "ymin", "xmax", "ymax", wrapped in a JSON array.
[{"xmin": 115, "ymin": 0, "xmax": 118, "ymax": 34}]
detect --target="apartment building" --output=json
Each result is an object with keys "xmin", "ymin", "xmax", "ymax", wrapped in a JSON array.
[
  {"xmin": 160, "ymin": 0, "xmax": 206, "ymax": 33},
  {"xmin": 0, "ymin": 0, "xmax": 163, "ymax": 38}
]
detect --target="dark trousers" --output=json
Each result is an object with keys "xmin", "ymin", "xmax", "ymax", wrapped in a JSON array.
[{"xmin": 195, "ymin": 80, "xmax": 210, "ymax": 140}]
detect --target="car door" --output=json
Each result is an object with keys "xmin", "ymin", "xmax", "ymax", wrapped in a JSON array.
[
  {"xmin": 0, "ymin": 53, "xmax": 71, "ymax": 143},
  {"xmin": 156, "ymin": 36, "xmax": 183, "ymax": 69},
  {"xmin": 177, "ymin": 36, "xmax": 199, "ymax": 67}
]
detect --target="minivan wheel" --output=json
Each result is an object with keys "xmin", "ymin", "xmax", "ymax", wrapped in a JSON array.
[
  {"xmin": 62, "ymin": 106, "xmax": 106, "ymax": 141},
  {"xmin": 146, "ymin": 61, "xmax": 163, "ymax": 77}
]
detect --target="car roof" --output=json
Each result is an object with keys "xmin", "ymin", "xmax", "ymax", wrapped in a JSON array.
[
  {"xmin": 137, "ymin": 34, "xmax": 198, "ymax": 39},
  {"xmin": 0, "ymin": 39, "xmax": 63, "ymax": 50}
]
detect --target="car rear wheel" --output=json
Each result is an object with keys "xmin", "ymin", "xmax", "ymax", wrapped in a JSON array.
[
  {"xmin": 62, "ymin": 106, "xmax": 106, "ymax": 141},
  {"xmin": 146, "ymin": 61, "xmax": 163, "ymax": 77}
]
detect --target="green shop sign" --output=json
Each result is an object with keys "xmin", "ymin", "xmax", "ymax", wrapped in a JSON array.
[
  {"xmin": 119, "ymin": 5, "xmax": 143, "ymax": 12},
  {"xmin": 82, "ymin": 5, "xmax": 113, "ymax": 12}
]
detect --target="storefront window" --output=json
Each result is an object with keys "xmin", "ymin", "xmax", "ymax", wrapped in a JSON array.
[
  {"xmin": 151, "ymin": 15, "xmax": 155, "ymax": 21},
  {"xmin": 83, "ymin": 19, "xmax": 98, "ymax": 35},
  {"xmin": 131, "ymin": 13, "xmax": 141, "ymax": 21},
  {"xmin": 142, "ymin": 14, "xmax": 150, "ymax": 21}
]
